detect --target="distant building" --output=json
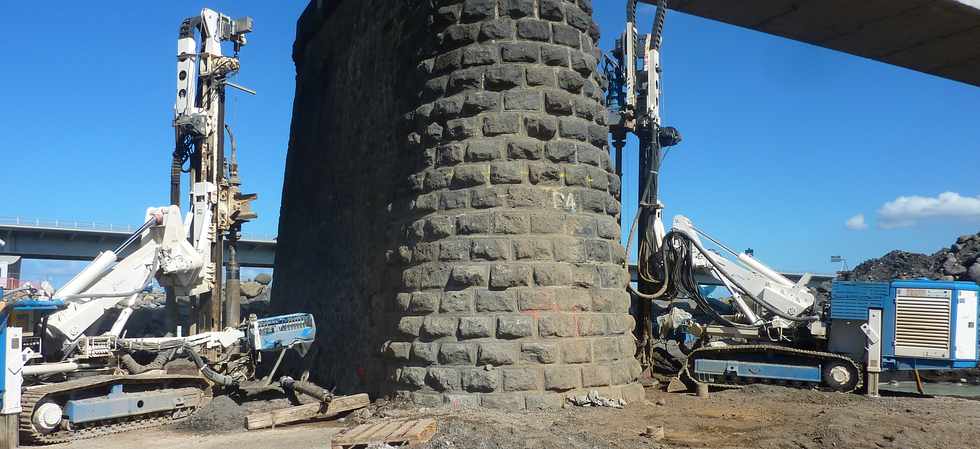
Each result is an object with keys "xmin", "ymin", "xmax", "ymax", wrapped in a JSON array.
[{"xmin": 0, "ymin": 255, "xmax": 21, "ymax": 288}]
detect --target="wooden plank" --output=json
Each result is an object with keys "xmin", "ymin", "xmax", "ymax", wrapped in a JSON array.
[
  {"xmin": 405, "ymin": 419, "xmax": 437, "ymax": 444},
  {"xmin": 388, "ymin": 420, "xmax": 417, "ymax": 440},
  {"xmin": 370, "ymin": 421, "xmax": 404, "ymax": 442},
  {"xmin": 245, "ymin": 393, "xmax": 370, "ymax": 430},
  {"xmin": 333, "ymin": 419, "xmax": 437, "ymax": 448},
  {"xmin": 333, "ymin": 422, "xmax": 384, "ymax": 444},
  {"xmin": 338, "ymin": 422, "xmax": 385, "ymax": 442}
]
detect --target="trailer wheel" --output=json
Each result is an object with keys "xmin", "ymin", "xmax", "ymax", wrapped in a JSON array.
[{"xmin": 822, "ymin": 361, "xmax": 859, "ymax": 392}]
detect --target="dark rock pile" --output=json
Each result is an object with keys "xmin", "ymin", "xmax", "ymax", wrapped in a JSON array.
[
  {"xmin": 843, "ymin": 232, "xmax": 980, "ymax": 283},
  {"xmin": 119, "ymin": 276, "xmax": 273, "ymax": 337}
]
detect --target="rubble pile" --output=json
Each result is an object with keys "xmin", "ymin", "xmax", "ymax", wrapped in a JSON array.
[
  {"xmin": 845, "ymin": 232, "xmax": 980, "ymax": 283},
  {"xmin": 121, "ymin": 275, "xmax": 273, "ymax": 337}
]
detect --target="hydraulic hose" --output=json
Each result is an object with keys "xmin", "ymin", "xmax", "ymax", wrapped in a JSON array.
[
  {"xmin": 120, "ymin": 349, "xmax": 173, "ymax": 374},
  {"xmin": 651, "ymin": 0, "xmax": 667, "ymax": 51},
  {"xmin": 624, "ymin": 0, "xmax": 674, "ymax": 301},
  {"xmin": 182, "ymin": 344, "xmax": 239, "ymax": 387},
  {"xmin": 171, "ymin": 136, "xmax": 183, "ymax": 207},
  {"xmin": 662, "ymin": 232, "xmax": 751, "ymax": 329}
]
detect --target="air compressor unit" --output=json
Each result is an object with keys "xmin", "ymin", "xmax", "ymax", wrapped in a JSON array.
[{"xmin": 829, "ymin": 280, "xmax": 980, "ymax": 394}]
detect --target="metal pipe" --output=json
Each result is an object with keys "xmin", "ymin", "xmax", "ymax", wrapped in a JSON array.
[
  {"xmin": 22, "ymin": 362, "xmax": 99, "ymax": 376},
  {"xmin": 737, "ymin": 253, "xmax": 795, "ymax": 288},
  {"xmin": 55, "ymin": 251, "xmax": 118, "ymax": 299},
  {"xmin": 113, "ymin": 216, "xmax": 158, "ymax": 255},
  {"xmin": 224, "ymin": 242, "xmax": 241, "ymax": 327},
  {"xmin": 224, "ymin": 81, "xmax": 256, "ymax": 95},
  {"xmin": 690, "ymin": 227, "xmax": 739, "ymax": 257},
  {"xmin": 109, "ymin": 303, "xmax": 136, "ymax": 336},
  {"xmin": 59, "ymin": 287, "xmax": 145, "ymax": 301}
]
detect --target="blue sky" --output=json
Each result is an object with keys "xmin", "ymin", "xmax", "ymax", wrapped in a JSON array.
[{"xmin": 3, "ymin": 1, "xmax": 979, "ymax": 286}]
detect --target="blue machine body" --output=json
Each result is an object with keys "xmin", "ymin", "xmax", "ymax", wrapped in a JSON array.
[
  {"xmin": 248, "ymin": 313, "xmax": 316, "ymax": 353},
  {"xmin": 830, "ymin": 280, "xmax": 980, "ymax": 371},
  {"xmin": 693, "ymin": 359, "xmax": 822, "ymax": 383},
  {"xmin": 691, "ymin": 279, "xmax": 980, "ymax": 385}
]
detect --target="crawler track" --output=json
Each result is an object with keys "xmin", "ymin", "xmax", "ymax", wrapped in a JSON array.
[
  {"xmin": 681, "ymin": 344, "xmax": 863, "ymax": 393},
  {"xmin": 19, "ymin": 373, "xmax": 211, "ymax": 445}
]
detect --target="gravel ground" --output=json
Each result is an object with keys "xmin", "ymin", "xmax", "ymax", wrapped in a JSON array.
[{"xmin": 49, "ymin": 384, "xmax": 980, "ymax": 449}]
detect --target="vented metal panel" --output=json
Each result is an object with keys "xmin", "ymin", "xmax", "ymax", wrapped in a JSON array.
[{"xmin": 894, "ymin": 288, "xmax": 952, "ymax": 359}]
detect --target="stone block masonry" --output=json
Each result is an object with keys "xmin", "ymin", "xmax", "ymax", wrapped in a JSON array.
[{"xmin": 275, "ymin": 0, "xmax": 642, "ymax": 409}]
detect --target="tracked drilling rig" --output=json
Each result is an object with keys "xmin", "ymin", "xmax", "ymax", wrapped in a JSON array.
[
  {"xmin": 605, "ymin": 0, "xmax": 980, "ymax": 395},
  {"xmin": 0, "ymin": 9, "xmax": 317, "ymax": 447}
]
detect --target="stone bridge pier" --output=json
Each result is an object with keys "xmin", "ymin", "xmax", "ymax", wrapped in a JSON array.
[{"xmin": 273, "ymin": 0, "xmax": 642, "ymax": 409}]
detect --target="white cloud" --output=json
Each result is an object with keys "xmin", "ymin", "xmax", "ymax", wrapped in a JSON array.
[
  {"xmin": 878, "ymin": 192, "xmax": 980, "ymax": 228},
  {"xmin": 845, "ymin": 214, "xmax": 868, "ymax": 230}
]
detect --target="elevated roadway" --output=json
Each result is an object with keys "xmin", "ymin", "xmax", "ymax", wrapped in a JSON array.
[
  {"xmin": 644, "ymin": 0, "xmax": 980, "ymax": 87},
  {"xmin": 0, "ymin": 218, "xmax": 275, "ymax": 268}
]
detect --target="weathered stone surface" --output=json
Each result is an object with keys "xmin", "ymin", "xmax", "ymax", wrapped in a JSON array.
[
  {"xmin": 400, "ymin": 367, "xmax": 427, "ymax": 388},
  {"xmin": 422, "ymin": 316, "xmax": 459, "ymax": 338},
  {"xmin": 277, "ymin": 0, "xmax": 634, "ymax": 408},
  {"xmin": 581, "ymin": 364, "xmax": 611, "ymax": 387},
  {"xmin": 459, "ymin": 316, "xmax": 494, "ymax": 338},
  {"xmin": 497, "ymin": 315, "xmax": 535, "ymax": 338},
  {"xmin": 521, "ymin": 342, "xmax": 559, "ymax": 364},
  {"xmin": 544, "ymin": 366, "xmax": 581, "ymax": 391},
  {"xmin": 440, "ymin": 343, "xmax": 476, "ymax": 365},
  {"xmin": 490, "ymin": 263, "xmax": 533, "ymax": 288},
  {"xmin": 503, "ymin": 368, "xmax": 540, "ymax": 391},
  {"xmin": 441, "ymin": 291, "xmax": 473, "ymax": 313},
  {"xmin": 462, "ymin": 368, "xmax": 499, "ymax": 392},
  {"xmin": 411, "ymin": 342, "xmax": 440, "ymax": 364},
  {"xmin": 478, "ymin": 342, "xmax": 519, "ymax": 365},
  {"xmin": 475, "ymin": 289, "xmax": 517, "ymax": 312},
  {"xmin": 539, "ymin": 315, "xmax": 578, "ymax": 338},
  {"xmin": 562, "ymin": 339, "xmax": 592, "ymax": 363},
  {"xmin": 481, "ymin": 393, "xmax": 526, "ymax": 410},
  {"xmin": 427, "ymin": 367, "xmax": 462, "ymax": 391},
  {"xmin": 525, "ymin": 392, "xmax": 564, "ymax": 409}
]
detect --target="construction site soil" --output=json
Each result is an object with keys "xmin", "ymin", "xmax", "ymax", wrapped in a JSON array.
[
  {"xmin": 49, "ymin": 236, "xmax": 980, "ymax": 448},
  {"xmin": 50, "ymin": 384, "xmax": 980, "ymax": 449}
]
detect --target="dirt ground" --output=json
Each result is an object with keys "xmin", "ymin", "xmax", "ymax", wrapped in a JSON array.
[{"xmin": 50, "ymin": 384, "xmax": 980, "ymax": 449}]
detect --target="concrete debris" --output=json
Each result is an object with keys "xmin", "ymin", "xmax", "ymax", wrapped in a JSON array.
[
  {"xmin": 656, "ymin": 307, "xmax": 694, "ymax": 338},
  {"xmin": 666, "ymin": 377, "xmax": 688, "ymax": 393},
  {"xmin": 644, "ymin": 425, "xmax": 666, "ymax": 440},
  {"xmin": 567, "ymin": 390, "xmax": 626, "ymax": 408},
  {"xmin": 120, "ymin": 286, "xmax": 271, "ymax": 338},
  {"xmin": 254, "ymin": 272, "xmax": 272, "ymax": 285},
  {"xmin": 843, "ymin": 232, "xmax": 980, "ymax": 283},
  {"xmin": 240, "ymin": 281, "xmax": 265, "ymax": 299}
]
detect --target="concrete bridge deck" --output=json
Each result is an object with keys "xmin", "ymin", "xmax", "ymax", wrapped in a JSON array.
[
  {"xmin": 0, "ymin": 218, "xmax": 275, "ymax": 268},
  {"xmin": 645, "ymin": 0, "xmax": 980, "ymax": 87}
]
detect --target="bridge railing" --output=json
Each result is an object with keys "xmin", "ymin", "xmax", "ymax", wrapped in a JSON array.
[
  {"xmin": 0, "ymin": 216, "xmax": 137, "ymax": 233},
  {"xmin": 0, "ymin": 217, "xmax": 276, "ymax": 241}
]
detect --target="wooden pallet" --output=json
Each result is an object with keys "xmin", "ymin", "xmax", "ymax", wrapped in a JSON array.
[{"xmin": 331, "ymin": 418, "xmax": 437, "ymax": 448}]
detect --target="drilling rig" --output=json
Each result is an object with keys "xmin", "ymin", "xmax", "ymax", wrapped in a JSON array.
[
  {"xmin": 0, "ymin": 9, "xmax": 317, "ymax": 447},
  {"xmin": 171, "ymin": 8, "xmax": 258, "ymax": 334},
  {"xmin": 605, "ymin": 0, "xmax": 980, "ymax": 395}
]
